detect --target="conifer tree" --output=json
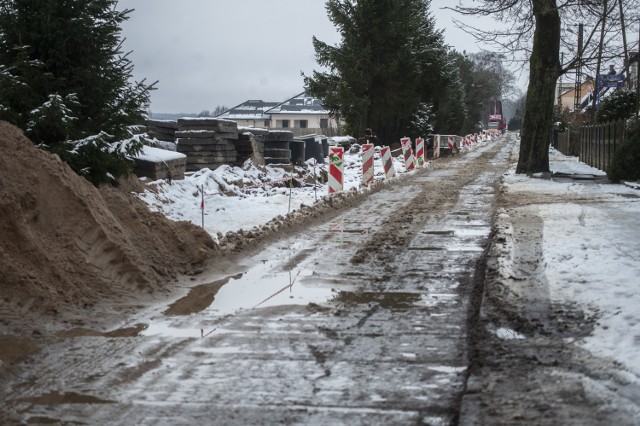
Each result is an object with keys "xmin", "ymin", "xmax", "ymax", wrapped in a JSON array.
[
  {"xmin": 305, "ymin": 0, "xmax": 449, "ymax": 142},
  {"xmin": 0, "ymin": 0, "xmax": 154, "ymax": 184}
]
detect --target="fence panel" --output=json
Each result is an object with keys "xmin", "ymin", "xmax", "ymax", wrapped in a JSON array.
[{"xmin": 577, "ymin": 121, "xmax": 625, "ymax": 172}]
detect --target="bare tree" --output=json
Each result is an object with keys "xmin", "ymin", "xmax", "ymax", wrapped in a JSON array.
[{"xmin": 447, "ymin": 0, "xmax": 640, "ymax": 173}]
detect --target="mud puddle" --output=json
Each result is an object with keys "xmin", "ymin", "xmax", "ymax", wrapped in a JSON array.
[
  {"xmin": 330, "ymin": 291, "xmax": 423, "ymax": 310},
  {"xmin": 141, "ymin": 260, "xmax": 339, "ymax": 337}
]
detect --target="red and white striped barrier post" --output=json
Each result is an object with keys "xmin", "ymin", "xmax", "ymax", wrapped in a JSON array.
[
  {"xmin": 380, "ymin": 146, "xmax": 395, "ymax": 179},
  {"xmin": 400, "ymin": 137, "xmax": 415, "ymax": 171},
  {"xmin": 415, "ymin": 137, "xmax": 425, "ymax": 165},
  {"xmin": 448, "ymin": 136, "xmax": 456, "ymax": 151},
  {"xmin": 361, "ymin": 143, "xmax": 374, "ymax": 186},
  {"xmin": 328, "ymin": 146, "xmax": 344, "ymax": 193}
]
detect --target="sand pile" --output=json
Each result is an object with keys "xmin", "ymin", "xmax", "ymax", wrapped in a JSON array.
[{"xmin": 0, "ymin": 121, "xmax": 218, "ymax": 330}]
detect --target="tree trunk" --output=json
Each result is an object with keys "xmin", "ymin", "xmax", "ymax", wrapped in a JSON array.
[{"xmin": 516, "ymin": 0, "xmax": 561, "ymax": 174}]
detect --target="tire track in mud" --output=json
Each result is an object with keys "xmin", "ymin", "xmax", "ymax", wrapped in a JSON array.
[{"xmin": 350, "ymin": 144, "xmax": 510, "ymax": 269}]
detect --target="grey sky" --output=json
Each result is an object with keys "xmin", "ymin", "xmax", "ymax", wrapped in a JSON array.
[{"xmin": 117, "ymin": 0, "xmax": 507, "ymax": 113}]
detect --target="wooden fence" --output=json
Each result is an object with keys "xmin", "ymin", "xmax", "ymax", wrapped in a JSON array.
[{"xmin": 556, "ymin": 120, "xmax": 626, "ymax": 172}]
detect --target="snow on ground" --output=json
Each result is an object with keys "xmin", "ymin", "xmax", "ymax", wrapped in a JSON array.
[
  {"xmin": 501, "ymin": 146, "xmax": 640, "ymax": 378},
  {"xmin": 137, "ymin": 144, "xmax": 414, "ymax": 239}
]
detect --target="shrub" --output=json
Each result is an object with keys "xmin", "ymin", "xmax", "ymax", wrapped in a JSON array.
[{"xmin": 597, "ymin": 90, "xmax": 637, "ymax": 123}]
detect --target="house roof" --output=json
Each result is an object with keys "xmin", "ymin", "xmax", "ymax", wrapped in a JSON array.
[
  {"xmin": 216, "ymin": 100, "xmax": 280, "ymax": 120},
  {"xmin": 266, "ymin": 91, "xmax": 330, "ymax": 115}
]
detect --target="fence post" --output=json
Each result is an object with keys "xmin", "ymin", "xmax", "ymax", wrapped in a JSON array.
[
  {"xmin": 585, "ymin": 125, "xmax": 589, "ymax": 166},
  {"xmin": 578, "ymin": 126, "xmax": 582, "ymax": 162},
  {"xmin": 585, "ymin": 125, "xmax": 594, "ymax": 164},
  {"xmin": 592, "ymin": 124, "xmax": 596, "ymax": 168}
]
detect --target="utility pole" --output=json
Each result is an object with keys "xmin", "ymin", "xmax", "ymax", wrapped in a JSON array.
[
  {"xmin": 618, "ymin": 0, "xmax": 629, "ymax": 77},
  {"xmin": 574, "ymin": 24, "xmax": 584, "ymax": 111},
  {"xmin": 593, "ymin": 0, "xmax": 608, "ymax": 112},
  {"xmin": 637, "ymin": 25, "xmax": 640, "ymax": 118},
  {"xmin": 558, "ymin": 52, "xmax": 564, "ymax": 115}
]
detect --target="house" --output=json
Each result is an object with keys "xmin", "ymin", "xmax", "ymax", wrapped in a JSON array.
[
  {"xmin": 556, "ymin": 77, "xmax": 595, "ymax": 111},
  {"xmin": 215, "ymin": 100, "xmax": 280, "ymax": 128},
  {"xmin": 216, "ymin": 91, "xmax": 341, "ymax": 136},
  {"xmin": 265, "ymin": 91, "xmax": 340, "ymax": 136}
]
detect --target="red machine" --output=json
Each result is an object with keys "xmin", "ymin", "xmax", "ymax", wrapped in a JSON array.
[{"xmin": 487, "ymin": 99, "xmax": 506, "ymax": 134}]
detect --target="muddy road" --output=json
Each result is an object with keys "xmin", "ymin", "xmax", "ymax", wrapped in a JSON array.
[{"xmin": 2, "ymin": 136, "xmax": 516, "ymax": 425}]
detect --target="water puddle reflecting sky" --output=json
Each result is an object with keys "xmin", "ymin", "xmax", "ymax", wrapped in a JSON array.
[
  {"xmin": 141, "ymin": 262, "xmax": 338, "ymax": 338},
  {"xmin": 209, "ymin": 265, "xmax": 335, "ymax": 315}
]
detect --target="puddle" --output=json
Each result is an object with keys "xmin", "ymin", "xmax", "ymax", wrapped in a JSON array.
[
  {"xmin": 15, "ymin": 391, "xmax": 114, "ymax": 405},
  {"xmin": 330, "ymin": 291, "xmax": 423, "ymax": 310},
  {"xmin": 141, "ymin": 264, "xmax": 339, "ymax": 337},
  {"xmin": 56, "ymin": 323, "xmax": 148, "ymax": 338},
  {"xmin": 422, "ymin": 230, "xmax": 455, "ymax": 236},
  {"xmin": 141, "ymin": 321, "xmax": 203, "ymax": 338},
  {"xmin": 164, "ymin": 273, "xmax": 244, "ymax": 316},
  {"xmin": 209, "ymin": 266, "xmax": 335, "ymax": 314},
  {"xmin": 495, "ymin": 327, "xmax": 526, "ymax": 340}
]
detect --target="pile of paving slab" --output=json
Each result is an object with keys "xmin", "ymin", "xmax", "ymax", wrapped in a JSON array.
[{"xmin": 137, "ymin": 118, "xmax": 332, "ymax": 179}]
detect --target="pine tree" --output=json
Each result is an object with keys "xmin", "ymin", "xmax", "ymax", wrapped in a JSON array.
[
  {"xmin": 0, "ymin": 0, "xmax": 155, "ymax": 184},
  {"xmin": 305, "ymin": 0, "xmax": 449, "ymax": 143}
]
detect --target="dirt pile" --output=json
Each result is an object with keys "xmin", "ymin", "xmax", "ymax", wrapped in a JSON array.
[{"xmin": 0, "ymin": 121, "xmax": 218, "ymax": 332}]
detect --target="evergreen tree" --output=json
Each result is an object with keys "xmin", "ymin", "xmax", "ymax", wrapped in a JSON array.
[
  {"xmin": 431, "ymin": 50, "xmax": 467, "ymax": 134},
  {"xmin": 0, "ymin": 0, "xmax": 155, "ymax": 184},
  {"xmin": 305, "ymin": 0, "xmax": 448, "ymax": 143}
]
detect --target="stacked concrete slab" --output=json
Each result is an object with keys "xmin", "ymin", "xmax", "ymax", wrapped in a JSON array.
[
  {"xmin": 176, "ymin": 118, "xmax": 239, "ymax": 171},
  {"xmin": 263, "ymin": 130, "xmax": 294, "ymax": 165},
  {"xmin": 145, "ymin": 119, "xmax": 178, "ymax": 142},
  {"xmin": 133, "ymin": 146, "xmax": 187, "ymax": 180},
  {"xmin": 236, "ymin": 127, "xmax": 269, "ymax": 166}
]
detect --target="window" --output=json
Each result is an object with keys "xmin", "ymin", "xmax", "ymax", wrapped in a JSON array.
[
  {"xmin": 280, "ymin": 119, "xmax": 289, "ymax": 128},
  {"xmin": 264, "ymin": 120, "xmax": 270, "ymax": 128},
  {"xmin": 295, "ymin": 120, "xmax": 308, "ymax": 129},
  {"xmin": 320, "ymin": 118, "xmax": 328, "ymax": 129}
]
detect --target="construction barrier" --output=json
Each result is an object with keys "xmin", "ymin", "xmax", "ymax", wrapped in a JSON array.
[
  {"xmin": 361, "ymin": 143, "xmax": 374, "ymax": 186},
  {"xmin": 434, "ymin": 135, "xmax": 441, "ymax": 159},
  {"xmin": 328, "ymin": 146, "xmax": 344, "ymax": 193},
  {"xmin": 381, "ymin": 146, "xmax": 395, "ymax": 179},
  {"xmin": 415, "ymin": 137, "xmax": 425, "ymax": 165},
  {"xmin": 400, "ymin": 137, "xmax": 415, "ymax": 171},
  {"xmin": 448, "ymin": 135, "xmax": 456, "ymax": 150}
]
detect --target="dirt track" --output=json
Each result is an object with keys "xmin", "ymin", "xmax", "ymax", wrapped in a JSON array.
[{"xmin": 1, "ymin": 130, "xmax": 518, "ymax": 424}]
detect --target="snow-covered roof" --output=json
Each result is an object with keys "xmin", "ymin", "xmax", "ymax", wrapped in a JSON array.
[
  {"xmin": 216, "ymin": 100, "xmax": 280, "ymax": 120},
  {"xmin": 266, "ymin": 91, "xmax": 330, "ymax": 115}
]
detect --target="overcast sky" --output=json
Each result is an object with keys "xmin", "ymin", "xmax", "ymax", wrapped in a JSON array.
[{"xmin": 116, "ymin": 0, "xmax": 515, "ymax": 113}]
